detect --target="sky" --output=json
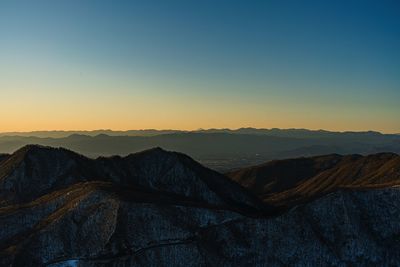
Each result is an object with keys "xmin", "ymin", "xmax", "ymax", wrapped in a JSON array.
[{"xmin": 0, "ymin": 0, "xmax": 399, "ymax": 133}]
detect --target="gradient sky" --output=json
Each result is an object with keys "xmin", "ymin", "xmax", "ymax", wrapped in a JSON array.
[{"xmin": 0, "ymin": 0, "xmax": 399, "ymax": 133}]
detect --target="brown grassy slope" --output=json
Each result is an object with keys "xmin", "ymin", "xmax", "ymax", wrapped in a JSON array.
[{"xmin": 227, "ymin": 153, "xmax": 400, "ymax": 207}]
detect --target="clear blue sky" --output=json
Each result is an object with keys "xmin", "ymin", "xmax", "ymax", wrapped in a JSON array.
[{"xmin": 0, "ymin": 0, "xmax": 399, "ymax": 132}]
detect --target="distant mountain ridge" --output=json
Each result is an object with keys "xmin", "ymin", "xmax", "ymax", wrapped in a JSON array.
[
  {"xmin": 1, "ymin": 131, "xmax": 399, "ymax": 171},
  {"xmin": 0, "ymin": 127, "xmax": 396, "ymax": 138}
]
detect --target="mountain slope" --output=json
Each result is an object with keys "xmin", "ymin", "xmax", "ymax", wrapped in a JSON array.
[
  {"xmin": 226, "ymin": 154, "xmax": 343, "ymax": 195},
  {"xmin": 1, "ymin": 182, "xmax": 400, "ymax": 266},
  {"xmin": 0, "ymin": 145, "xmax": 98, "ymax": 205},
  {"xmin": 227, "ymin": 153, "xmax": 400, "ymax": 207},
  {"xmin": 0, "ymin": 145, "xmax": 266, "ymax": 214},
  {"xmin": 1, "ymin": 146, "xmax": 400, "ymax": 266},
  {"xmin": 0, "ymin": 154, "xmax": 8, "ymax": 165}
]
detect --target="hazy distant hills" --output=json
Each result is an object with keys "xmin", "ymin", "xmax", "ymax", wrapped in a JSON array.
[
  {"xmin": 0, "ymin": 127, "xmax": 396, "ymax": 138},
  {"xmin": 0, "ymin": 129, "xmax": 399, "ymax": 171},
  {"xmin": 0, "ymin": 129, "xmax": 180, "ymax": 138},
  {"xmin": 1, "ymin": 145, "xmax": 400, "ymax": 266}
]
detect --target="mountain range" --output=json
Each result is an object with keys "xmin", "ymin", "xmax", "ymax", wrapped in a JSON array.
[
  {"xmin": 0, "ymin": 145, "xmax": 400, "ymax": 266},
  {"xmin": 0, "ymin": 128, "xmax": 397, "ymax": 138},
  {"xmin": 1, "ymin": 129, "xmax": 399, "ymax": 171}
]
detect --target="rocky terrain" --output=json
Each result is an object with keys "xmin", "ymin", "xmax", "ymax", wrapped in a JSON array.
[{"xmin": 0, "ymin": 146, "xmax": 399, "ymax": 266}]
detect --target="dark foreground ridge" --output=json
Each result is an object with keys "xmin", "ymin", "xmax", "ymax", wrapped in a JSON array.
[{"xmin": 0, "ymin": 145, "xmax": 400, "ymax": 266}]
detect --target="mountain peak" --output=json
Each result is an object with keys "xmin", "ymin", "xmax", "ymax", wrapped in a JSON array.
[
  {"xmin": 14, "ymin": 144, "xmax": 50, "ymax": 154},
  {"xmin": 137, "ymin": 146, "xmax": 167, "ymax": 153},
  {"xmin": 12, "ymin": 144, "xmax": 76, "ymax": 157},
  {"xmin": 0, "ymin": 145, "xmax": 93, "ymax": 205},
  {"xmin": 124, "ymin": 146, "xmax": 174, "ymax": 161},
  {"xmin": 0, "ymin": 146, "xmax": 266, "ymax": 214},
  {"xmin": 94, "ymin": 133, "xmax": 110, "ymax": 138}
]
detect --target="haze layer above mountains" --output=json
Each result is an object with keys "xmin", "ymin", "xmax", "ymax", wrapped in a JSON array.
[{"xmin": 1, "ymin": 128, "xmax": 399, "ymax": 171}]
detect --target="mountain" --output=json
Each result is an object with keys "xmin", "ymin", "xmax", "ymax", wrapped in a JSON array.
[
  {"xmin": 0, "ymin": 128, "xmax": 397, "ymax": 139},
  {"xmin": 0, "ymin": 145, "xmax": 265, "ymax": 213},
  {"xmin": 0, "ymin": 129, "xmax": 181, "ymax": 138},
  {"xmin": 227, "ymin": 153, "xmax": 400, "ymax": 208},
  {"xmin": 1, "ymin": 131, "xmax": 400, "ymax": 171},
  {"xmin": 1, "ymin": 146, "xmax": 400, "ymax": 266}
]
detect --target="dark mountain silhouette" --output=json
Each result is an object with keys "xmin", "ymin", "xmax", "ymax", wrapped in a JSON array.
[
  {"xmin": 227, "ymin": 153, "xmax": 400, "ymax": 207},
  {"xmin": 1, "ymin": 130, "xmax": 399, "ymax": 171},
  {"xmin": 0, "ymin": 145, "xmax": 265, "ymax": 213},
  {"xmin": 1, "ymin": 146, "xmax": 400, "ymax": 266}
]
